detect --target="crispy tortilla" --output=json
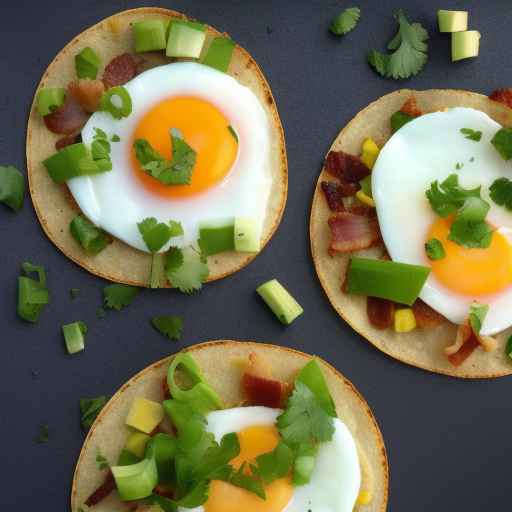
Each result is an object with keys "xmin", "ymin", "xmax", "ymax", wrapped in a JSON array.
[
  {"xmin": 310, "ymin": 89, "xmax": 512, "ymax": 378},
  {"xmin": 26, "ymin": 8, "xmax": 287, "ymax": 287},
  {"xmin": 71, "ymin": 340, "xmax": 388, "ymax": 511}
]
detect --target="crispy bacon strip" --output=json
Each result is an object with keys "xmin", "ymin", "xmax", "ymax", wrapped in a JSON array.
[
  {"xmin": 321, "ymin": 181, "xmax": 349, "ymax": 211},
  {"xmin": 489, "ymin": 88, "xmax": 512, "ymax": 109},
  {"xmin": 325, "ymin": 151, "xmax": 370, "ymax": 183},
  {"xmin": 85, "ymin": 470, "xmax": 116, "ymax": 506},
  {"xmin": 43, "ymin": 93, "xmax": 88, "ymax": 135},
  {"xmin": 55, "ymin": 134, "xmax": 78, "ymax": 150},
  {"xmin": 412, "ymin": 300, "xmax": 444, "ymax": 329},
  {"xmin": 366, "ymin": 296, "xmax": 394, "ymax": 329},
  {"xmin": 69, "ymin": 79, "xmax": 105, "ymax": 113},
  {"xmin": 446, "ymin": 328, "xmax": 480, "ymax": 367},
  {"xmin": 103, "ymin": 53, "xmax": 139, "ymax": 88},
  {"xmin": 328, "ymin": 212, "xmax": 381, "ymax": 255},
  {"xmin": 400, "ymin": 96, "xmax": 422, "ymax": 117},
  {"xmin": 445, "ymin": 321, "xmax": 497, "ymax": 366}
]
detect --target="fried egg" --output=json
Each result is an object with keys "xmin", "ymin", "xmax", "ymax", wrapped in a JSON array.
[
  {"xmin": 68, "ymin": 62, "xmax": 272, "ymax": 252},
  {"xmin": 178, "ymin": 406, "xmax": 361, "ymax": 512},
  {"xmin": 373, "ymin": 107, "xmax": 512, "ymax": 335}
]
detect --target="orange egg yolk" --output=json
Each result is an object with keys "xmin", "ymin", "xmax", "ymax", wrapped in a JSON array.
[
  {"xmin": 427, "ymin": 216, "xmax": 512, "ymax": 296},
  {"xmin": 204, "ymin": 425, "xmax": 293, "ymax": 512},
  {"xmin": 131, "ymin": 96, "xmax": 238, "ymax": 198}
]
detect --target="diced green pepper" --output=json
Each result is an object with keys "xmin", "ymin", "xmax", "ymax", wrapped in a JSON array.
[
  {"xmin": 111, "ymin": 457, "xmax": 158, "ymax": 501},
  {"xmin": 347, "ymin": 257, "xmax": 430, "ymax": 305},
  {"xmin": 166, "ymin": 20, "xmax": 206, "ymax": 58},
  {"xmin": 70, "ymin": 214, "xmax": 109, "ymax": 255},
  {"xmin": 75, "ymin": 47, "xmax": 101, "ymax": 79},
  {"xmin": 162, "ymin": 399, "xmax": 197, "ymax": 433},
  {"xmin": 256, "ymin": 279, "xmax": 304, "ymax": 325},
  {"xmin": 390, "ymin": 111, "xmax": 414, "ymax": 133},
  {"xmin": 36, "ymin": 88, "xmax": 66, "ymax": 116},
  {"xmin": 145, "ymin": 433, "xmax": 177, "ymax": 484},
  {"xmin": 296, "ymin": 360, "xmax": 336, "ymax": 417},
  {"xmin": 198, "ymin": 220, "xmax": 235, "ymax": 256},
  {"xmin": 17, "ymin": 262, "xmax": 49, "ymax": 323},
  {"xmin": 117, "ymin": 449, "xmax": 142, "ymax": 466},
  {"xmin": 133, "ymin": 19, "xmax": 167, "ymax": 52},
  {"xmin": 201, "ymin": 37, "xmax": 235, "ymax": 73}
]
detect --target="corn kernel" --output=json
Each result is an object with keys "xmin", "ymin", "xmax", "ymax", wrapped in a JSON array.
[
  {"xmin": 361, "ymin": 137, "xmax": 380, "ymax": 169},
  {"xmin": 125, "ymin": 431, "xmax": 151, "ymax": 458},
  {"xmin": 394, "ymin": 308, "xmax": 417, "ymax": 333},
  {"xmin": 357, "ymin": 489, "xmax": 373, "ymax": 505},
  {"xmin": 356, "ymin": 190, "xmax": 376, "ymax": 207},
  {"xmin": 125, "ymin": 397, "xmax": 164, "ymax": 434}
]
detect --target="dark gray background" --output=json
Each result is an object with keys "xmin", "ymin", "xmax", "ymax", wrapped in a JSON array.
[{"xmin": 1, "ymin": 0, "xmax": 510, "ymax": 510}]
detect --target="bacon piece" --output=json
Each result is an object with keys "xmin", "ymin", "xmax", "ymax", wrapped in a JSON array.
[
  {"xmin": 489, "ymin": 88, "xmax": 512, "ymax": 109},
  {"xmin": 412, "ymin": 300, "xmax": 445, "ymax": 329},
  {"xmin": 103, "ymin": 53, "xmax": 139, "ymax": 88},
  {"xmin": 43, "ymin": 94, "xmax": 88, "ymax": 135},
  {"xmin": 447, "ymin": 329, "xmax": 480, "ymax": 367},
  {"xmin": 55, "ymin": 134, "xmax": 78, "ymax": 150},
  {"xmin": 162, "ymin": 376, "xmax": 171, "ymax": 400},
  {"xmin": 321, "ymin": 181, "xmax": 347, "ymax": 211},
  {"xmin": 85, "ymin": 470, "xmax": 116, "ymax": 506},
  {"xmin": 328, "ymin": 212, "xmax": 381, "ymax": 255},
  {"xmin": 400, "ymin": 96, "xmax": 422, "ymax": 117},
  {"xmin": 325, "ymin": 151, "xmax": 370, "ymax": 183},
  {"xmin": 69, "ymin": 79, "xmax": 105, "ymax": 113},
  {"xmin": 367, "ymin": 296, "xmax": 394, "ymax": 329},
  {"xmin": 242, "ymin": 373, "xmax": 285, "ymax": 408}
]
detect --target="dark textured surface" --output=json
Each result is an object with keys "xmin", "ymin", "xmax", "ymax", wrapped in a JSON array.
[{"xmin": 1, "ymin": 0, "xmax": 510, "ymax": 510}]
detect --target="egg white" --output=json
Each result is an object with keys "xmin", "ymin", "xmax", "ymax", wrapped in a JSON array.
[
  {"xmin": 372, "ymin": 107, "xmax": 512, "ymax": 335},
  {"xmin": 178, "ymin": 406, "xmax": 361, "ymax": 512},
  {"xmin": 68, "ymin": 62, "xmax": 272, "ymax": 253}
]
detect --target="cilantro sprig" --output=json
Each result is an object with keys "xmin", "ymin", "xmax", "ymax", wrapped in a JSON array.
[
  {"xmin": 368, "ymin": 9, "xmax": 428, "ymax": 80},
  {"xmin": 330, "ymin": 7, "xmax": 361, "ymax": 36},
  {"xmin": 165, "ymin": 247, "xmax": 209, "ymax": 294},
  {"xmin": 138, "ymin": 217, "xmax": 182, "ymax": 253},
  {"xmin": 151, "ymin": 315, "xmax": 183, "ymax": 341},
  {"xmin": 425, "ymin": 174, "xmax": 481, "ymax": 217},
  {"xmin": 425, "ymin": 238, "xmax": 445, "ymax": 260},
  {"xmin": 491, "ymin": 127, "xmax": 512, "ymax": 160},
  {"xmin": 460, "ymin": 128, "xmax": 482, "ymax": 141},
  {"xmin": 103, "ymin": 284, "xmax": 138, "ymax": 311},
  {"xmin": 80, "ymin": 396, "xmax": 108, "ymax": 429},
  {"xmin": 490, "ymin": 177, "xmax": 512, "ymax": 210}
]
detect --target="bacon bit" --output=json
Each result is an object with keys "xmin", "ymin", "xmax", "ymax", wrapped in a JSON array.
[
  {"xmin": 85, "ymin": 470, "xmax": 116, "ymax": 506},
  {"xmin": 327, "ymin": 212, "xmax": 381, "ymax": 255},
  {"xmin": 321, "ymin": 181, "xmax": 349, "ymax": 211},
  {"xmin": 400, "ymin": 96, "xmax": 422, "ymax": 117},
  {"xmin": 447, "ymin": 330, "xmax": 480, "ymax": 367},
  {"xmin": 69, "ymin": 79, "xmax": 105, "ymax": 113},
  {"xmin": 162, "ymin": 376, "xmax": 171, "ymax": 400},
  {"xmin": 55, "ymin": 134, "xmax": 77, "ymax": 150},
  {"xmin": 367, "ymin": 296, "xmax": 395, "ymax": 329},
  {"xmin": 43, "ymin": 93, "xmax": 88, "ymax": 135},
  {"xmin": 412, "ymin": 300, "xmax": 445, "ymax": 329},
  {"xmin": 325, "ymin": 151, "xmax": 370, "ymax": 183},
  {"xmin": 242, "ymin": 372, "xmax": 286, "ymax": 408},
  {"xmin": 341, "ymin": 265, "xmax": 349, "ymax": 294},
  {"xmin": 347, "ymin": 203, "xmax": 375, "ymax": 217},
  {"xmin": 445, "ymin": 321, "xmax": 472, "ymax": 356},
  {"xmin": 103, "ymin": 53, "xmax": 139, "ymax": 89},
  {"xmin": 489, "ymin": 88, "xmax": 512, "ymax": 109}
]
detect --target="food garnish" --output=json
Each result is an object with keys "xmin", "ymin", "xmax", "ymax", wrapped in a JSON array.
[
  {"xmin": 138, "ymin": 217, "xmax": 180, "ymax": 253},
  {"xmin": 347, "ymin": 257, "xmax": 430, "ymax": 305},
  {"xmin": 227, "ymin": 125, "xmax": 239, "ymax": 143},
  {"xmin": 80, "ymin": 396, "xmax": 108, "ymax": 429},
  {"xmin": 151, "ymin": 315, "xmax": 183, "ymax": 341},
  {"xmin": 256, "ymin": 279, "xmax": 304, "ymax": 325},
  {"xmin": 327, "ymin": 209, "xmax": 380, "ymax": 254},
  {"xmin": 100, "ymin": 85, "xmax": 132, "ymax": 119},
  {"xmin": 63, "ymin": 321, "xmax": 88, "ymax": 354},
  {"xmin": 234, "ymin": 217, "xmax": 260, "ymax": 253},
  {"xmin": 150, "ymin": 253, "xmax": 166, "ymax": 289},
  {"xmin": 460, "ymin": 128, "xmax": 482, "ymax": 141},
  {"xmin": 75, "ymin": 47, "xmax": 101, "ymax": 80},
  {"xmin": 490, "ymin": 177, "xmax": 512, "ymax": 210},
  {"xmin": 70, "ymin": 214, "xmax": 110, "ymax": 255},
  {"xmin": 368, "ymin": 9, "xmax": 429, "ymax": 80},
  {"xmin": 70, "ymin": 288, "xmax": 80, "ymax": 299},
  {"xmin": 37, "ymin": 88, "xmax": 66, "ymax": 116},
  {"xmin": 506, "ymin": 336, "xmax": 512, "ymax": 360},
  {"xmin": 165, "ymin": 247, "xmax": 209, "ymax": 293},
  {"xmin": 491, "ymin": 127, "xmax": 512, "ymax": 160},
  {"xmin": 468, "ymin": 302, "xmax": 488, "ymax": 334},
  {"xmin": 393, "ymin": 308, "xmax": 416, "ymax": 332},
  {"xmin": 390, "ymin": 111, "xmax": 414, "ymax": 132},
  {"xmin": 329, "ymin": 7, "xmax": 361, "ymax": 36},
  {"xmin": 133, "ymin": 20, "xmax": 168, "ymax": 53},
  {"xmin": 0, "ymin": 165, "xmax": 24, "ymax": 211},
  {"xmin": 36, "ymin": 424, "xmax": 50, "ymax": 444},
  {"xmin": 167, "ymin": 20, "xmax": 206, "ymax": 58},
  {"xmin": 202, "ymin": 37, "xmax": 236, "ymax": 73},
  {"xmin": 437, "ymin": 10, "xmax": 468, "ymax": 32},
  {"xmin": 452, "ymin": 31, "xmax": 480, "ymax": 62},
  {"xmin": 103, "ymin": 284, "xmax": 139, "ymax": 311},
  {"xmin": 425, "ymin": 238, "xmax": 445, "ymax": 260},
  {"xmin": 367, "ymin": 296, "xmax": 394, "ymax": 329},
  {"xmin": 198, "ymin": 220, "xmax": 235, "ymax": 256},
  {"xmin": 17, "ymin": 262, "xmax": 49, "ymax": 323}
]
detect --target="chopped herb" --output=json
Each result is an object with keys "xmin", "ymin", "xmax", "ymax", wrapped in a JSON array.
[
  {"xmin": 460, "ymin": 128, "xmax": 482, "ymax": 141},
  {"xmin": 36, "ymin": 424, "xmax": 49, "ymax": 444},
  {"xmin": 96, "ymin": 450, "xmax": 110, "ymax": 470},
  {"xmin": 93, "ymin": 128, "xmax": 107, "ymax": 140},
  {"xmin": 425, "ymin": 174, "xmax": 481, "ymax": 217},
  {"xmin": 70, "ymin": 214, "xmax": 109, "ymax": 255},
  {"xmin": 0, "ymin": 165, "xmax": 24, "ymax": 211},
  {"xmin": 151, "ymin": 315, "xmax": 183, "ymax": 341},
  {"xmin": 455, "ymin": 162, "xmax": 463, "ymax": 170},
  {"xmin": 137, "ymin": 217, "xmax": 175, "ymax": 253},
  {"xmin": 506, "ymin": 336, "xmax": 512, "ymax": 359},
  {"xmin": 227, "ymin": 125, "xmax": 239, "ymax": 143},
  {"xmin": 254, "ymin": 441, "xmax": 294, "ymax": 484},
  {"xmin": 329, "ymin": 7, "xmax": 361, "ymax": 36},
  {"xmin": 103, "ymin": 284, "xmax": 138, "ymax": 311},
  {"xmin": 491, "ymin": 128, "xmax": 512, "ymax": 160},
  {"xmin": 425, "ymin": 238, "xmax": 445, "ymax": 260},
  {"xmin": 80, "ymin": 396, "xmax": 108, "ymax": 429},
  {"xmin": 134, "ymin": 129, "xmax": 197, "ymax": 186},
  {"xmin": 448, "ymin": 197, "xmax": 492, "ymax": 249},
  {"xmin": 169, "ymin": 220, "xmax": 184, "ymax": 237},
  {"xmin": 490, "ymin": 177, "xmax": 512, "ymax": 210},
  {"xmin": 96, "ymin": 307, "xmax": 106, "ymax": 319},
  {"xmin": 390, "ymin": 111, "xmax": 414, "ymax": 133},
  {"xmin": 165, "ymin": 247, "xmax": 209, "ymax": 294},
  {"xmin": 223, "ymin": 463, "xmax": 266, "ymax": 499},
  {"xmin": 469, "ymin": 302, "xmax": 488, "ymax": 334},
  {"xmin": 111, "ymin": 134, "xmax": 120, "ymax": 142},
  {"xmin": 368, "ymin": 9, "xmax": 429, "ymax": 80},
  {"xmin": 70, "ymin": 288, "xmax": 80, "ymax": 299},
  {"xmin": 17, "ymin": 262, "xmax": 49, "ymax": 323}
]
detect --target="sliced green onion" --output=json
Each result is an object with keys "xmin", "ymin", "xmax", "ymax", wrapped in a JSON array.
[
  {"xmin": 390, "ymin": 111, "xmax": 414, "ymax": 133},
  {"xmin": 144, "ymin": 433, "xmax": 177, "ymax": 484},
  {"xmin": 166, "ymin": 20, "xmax": 206, "ymax": 58},
  {"xmin": 0, "ymin": 165, "xmax": 25, "ymax": 211},
  {"xmin": 111, "ymin": 457, "xmax": 158, "ymax": 501},
  {"xmin": 256, "ymin": 279, "xmax": 304, "ymax": 325},
  {"xmin": 162, "ymin": 399, "xmax": 197, "ymax": 433},
  {"xmin": 36, "ymin": 88, "xmax": 66, "ymax": 116},
  {"xmin": 17, "ymin": 262, "xmax": 49, "ymax": 323},
  {"xmin": 100, "ymin": 86, "xmax": 132, "ymax": 119},
  {"xmin": 201, "ymin": 37, "xmax": 235, "ymax": 73},
  {"xmin": 234, "ymin": 217, "xmax": 260, "ymax": 253},
  {"xmin": 167, "ymin": 353, "xmax": 223, "ymax": 413},
  {"xmin": 469, "ymin": 302, "xmax": 489, "ymax": 335},
  {"xmin": 347, "ymin": 257, "xmax": 430, "ymax": 305},
  {"xmin": 133, "ymin": 19, "xmax": 167, "ymax": 53},
  {"xmin": 296, "ymin": 360, "xmax": 336, "ymax": 417},
  {"xmin": 150, "ymin": 253, "xmax": 166, "ymax": 289},
  {"xmin": 292, "ymin": 444, "xmax": 317, "ymax": 485},
  {"xmin": 70, "ymin": 214, "xmax": 109, "ymax": 255},
  {"xmin": 62, "ymin": 321, "xmax": 87, "ymax": 354},
  {"xmin": 198, "ymin": 219, "xmax": 235, "ymax": 256},
  {"xmin": 75, "ymin": 47, "xmax": 101, "ymax": 79},
  {"xmin": 425, "ymin": 238, "xmax": 445, "ymax": 260}
]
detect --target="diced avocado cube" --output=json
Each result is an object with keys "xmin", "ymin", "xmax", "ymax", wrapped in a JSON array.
[
  {"xmin": 360, "ymin": 138, "xmax": 380, "ymax": 169},
  {"xmin": 75, "ymin": 47, "xmax": 101, "ymax": 80},
  {"xmin": 234, "ymin": 217, "xmax": 260, "ymax": 253},
  {"xmin": 438, "ymin": 10, "xmax": 468, "ymax": 33},
  {"xmin": 125, "ymin": 397, "xmax": 164, "ymax": 434},
  {"xmin": 125, "ymin": 431, "xmax": 151, "ymax": 458},
  {"xmin": 452, "ymin": 31, "xmax": 481, "ymax": 62},
  {"xmin": 201, "ymin": 37, "xmax": 235, "ymax": 73},
  {"xmin": 256, "ymin": 279, "xmax": 304, "ymax": 325},
  {"xmin": 37, "ymin": 88, "xmax": 66, "ymax": 117},
  {"xmin": 133, "ymin": 19, "xmax": 167, "ymax": 52},
  {"xmin": 166, "ymin": 20, "xmax": 206, "ymax": 58}
]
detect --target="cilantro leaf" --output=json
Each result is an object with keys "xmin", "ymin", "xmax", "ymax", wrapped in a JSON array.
[
  {"xmin": 491, "ymin": 128, "xmax": 512, "ymax": 160},
  {"xmin": 368, "ymin": 9, "xmax": 428, "ymax": 80},
  {"xmin": 425, "ymin": 174, "xmax": 481, "ymax": 217},
  {"xmin": 469, "ymin": 302, "xmax": 489, "ymax": 335},
  {"xmin": 80, "ymin": 396, "xmax": 108, "ymax": 429},
  {"xmin": 448, "ymin": 197, "xmax": 493, "ymax": 249},
  {"xmin": 460, "ymin": 128, "xmax": 482, "ymax": 141},
  {"xmin": 254, "ymin": 441, "xmax": 294, "ymax": 484},
  {"xmin": 138, "ymin": 217, "xmax": 173, "ymax": 253},
  {"xmin": 111, "ymin": 134, "xmax": 120, "ymax": 142},
  {"xmin": 224, "ymin": 463, "xmax": 266, "ymax": 499},
  {"xmin": 277, "ymin": 381, "xmax": 335, "ymax": 446},
  {"xmin": 425, "ymin": 238, "xmax": 445, "ymax": 260},
  {"xmin": 36, "ymin": 424, "xmax": 49, "ymax": 444},
  {"xmin": 330, "ymin": 7, "xmax": 361, "ymax": 36},
  {"xmin": 151, "ymin": 315, "xmax": 183, "ymax": 341},
  {"xmin": 165, "ymin": 247, "xmax": 209, "ymax": 294},
  {"xmin": 96, "ymin": 449, "xmax": 110, "ymax": 470},
  {"xmin": 0, "ymin": 165, "xmax": 25, "ymax": 211},
  {"xmin": 70, "ymin": 288, "xmax": 80, "ymax": 299},
  {"xmin": 490, "ymin": 177, "xmax": 512, "ymax": 210},
  {"xmin": 103, "ymin": 284, "xmax": 138, "ymax": 310}
]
